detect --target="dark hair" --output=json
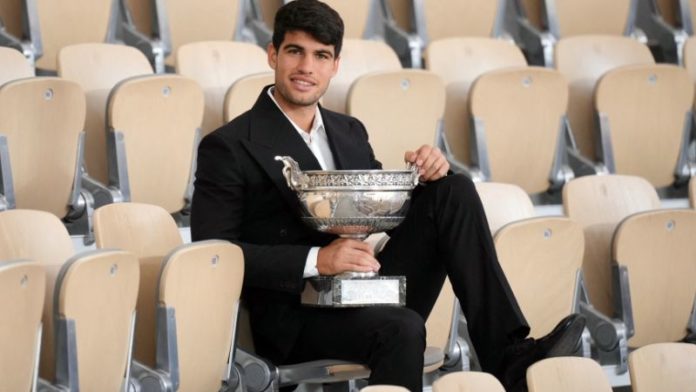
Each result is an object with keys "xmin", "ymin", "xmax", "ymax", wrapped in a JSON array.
[{"xmin": 272, "ymin": 0, "xmax": 344, "ymax": 57}]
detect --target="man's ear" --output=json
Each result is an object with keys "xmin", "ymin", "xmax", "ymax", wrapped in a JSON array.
[
  {"xmin": 267, "ymin": 43, "xmax": 277, "ymax": 70},
  {"xmin": 331, "ymin": 55, "xmax": 340, "ymax": 77}
]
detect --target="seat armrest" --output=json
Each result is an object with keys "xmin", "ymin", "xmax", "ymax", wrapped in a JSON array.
[
  {"xmin": 36, "ymin": 379, "xmax": 66, "ymax": 392},
  {"xmin": 118, "ymin": 22, "xmax": 168, "ymax": 73},
  {"xmin": 235, "ymin": 348, "xmax": 279, "ymax": 392},
  {"xmin": 0, "ymin": 134, "xmax": 16, "ymax": 210},
  {"xmin": 566, "ymin": 147, "xmax": 608, "ymax": 177},
  {"xmin": 516, "ymin": 18, "xmax": 555, "ymax": 66},
  {"xmin": 382, "ymin": 20, "xmax": 424, "ymax": 68},
  {"xmin": 130, "ymin": 361, "xmax": 174, "ymax": 392}
]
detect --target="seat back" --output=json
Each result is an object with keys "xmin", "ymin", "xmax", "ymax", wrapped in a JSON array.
[
  {"xmin": 628, "ymin": 342, "xmax": 696, "ymax": 391},
  {"xmin": 549, "ymin": 0, "xmax": 634, "ymax": 37},
  {"xmin": 322, "ymin": 0, "xmax": 374, "ymax": 38},
  {"xmin": 224, "ymin": 72, "xmax": 274, "ymax": 122},
  {"xmin": 0, "ymin": 209, "xmax": 75, "ymax": 382},
  {"xmin": 159, "ymin": 240, "xmax": 244, "ymax": 391},
  {"xmin": 475, "ymin": 182, "xmax": 535, "ymax": 235},
  {"xmin": 656, "ymin": 0, "xmax": 679, "ymax": 27},
  {"xmin": 613, "ymin": 209, "xmax": 696, "ymax": 346},
  {"xmin": 256, "ymin": 0, "xmax": 283, "ymax": 28},
  {"xmin": 423, "ymin": 277, "xmax": 455, "ymax": 371},
  {"xmin": 361, "ymin": 386, "xmax": 409, "ymax": 392},
  {"xmin": 94, "ymin": 202, "xmax": 183, "ymax": 368},
  {"xmin": 0, "ymin": 260, "xmax": 45, "ymax": 392},
  {"xmin": 562, "ymin": 174, "xmax": 660, "ymax": 316},
  {"xmin": 417, "ymin": 0, "xmax": 503, "ymax": 41},
  {"xmin": 526, "ymin": 356, "xmax": 613, "ymax": 392},
  {"xmin": 0, "ymin": 47, "xmax": 33, "ymax": 86},
  {"xmin": 554, "ymin": 35, "xmax": 655, "ymax": 160},
  {"xmin": 347, "ymin": 69, "xmax": 445, "ymax": 169},
  {"xmin": 595, "ymin": 64, "xmax": 693, "ymax": 188},
  {"xmin": 0, "ymin": 77, "xmax": 85, "ymax": 218},
  {"xmin": 35, "ymin": 0, "xmax": 117, "ymax": 71},
  {"xmin": 494, "ymin": 217, "xmax": 584, "ymax": 338},
  {"xmin": 425, "ymin": 38, "xmax": 526, "ymax": 166},
  {"xmin": 58, "ymin": 43, "xmax": 153, "ymax": 184},
  {"xmin": 469, "ymin": 67, "xmax": 568, "ymax": 194},
  {"xmin": 107, "ymin": 74, "xmax": 203, "ymax": 213},
  {"xmin": 0, "ymin": 0, "xmax": 24, "ymax": 39},
  {"xmin": 54, "ymin": 249, "xmax": 139, "ymax": 390},
  {"xmin": 176, "ymin": 41, "xmax": 268, "ymax": 135},
  {"xmin": 323, "ymin": 39, "xmax": 401, "ymax": 114},
  {"xmin": 432, "ymin": 370, "xmax": 505, "ymax": 392}
]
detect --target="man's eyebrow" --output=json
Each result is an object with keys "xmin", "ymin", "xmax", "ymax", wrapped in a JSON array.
[
  {"xmin": 282, "ymin": 43, "xmax": 304, "ymax": 51},
  {"xmin": 314, "ymin": 49, "xmax": 335, "ymax": 58}
]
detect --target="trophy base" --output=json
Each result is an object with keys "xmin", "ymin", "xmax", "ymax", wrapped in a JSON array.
[{"xmin": 301, "ymin": 275, "xmax": 406, "ymax": 307}]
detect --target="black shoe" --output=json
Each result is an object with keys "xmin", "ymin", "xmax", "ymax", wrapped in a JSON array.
[{"xmin": 498, "ymin": 314, "xmax": 586, "ymax": 391}]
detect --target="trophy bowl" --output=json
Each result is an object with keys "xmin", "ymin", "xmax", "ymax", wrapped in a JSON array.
[{"xmin": 275, "ymin": 156, "xmax": 420, "ymax": 239}]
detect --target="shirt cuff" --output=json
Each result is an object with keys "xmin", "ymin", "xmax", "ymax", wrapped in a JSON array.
[{"xmin": 303, "ymin": 246, "xmax": 320, "ymax": 278}]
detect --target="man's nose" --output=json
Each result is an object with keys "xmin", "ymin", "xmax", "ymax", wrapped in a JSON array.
[{"xmin": 297, "ymin": 54, "xmax": 314, "ymax": 73}]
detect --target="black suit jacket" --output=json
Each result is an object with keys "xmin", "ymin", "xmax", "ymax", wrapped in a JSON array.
[{"xmin": 191, "ymin": 86, "xmax": 381, "ymax": 362}]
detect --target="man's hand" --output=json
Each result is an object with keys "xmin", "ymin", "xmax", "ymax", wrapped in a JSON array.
[
  {"xmin": 404, "ymin": 145, "xmax": 449, "ymax": 182},
  {"xmin": 317, "ymin": 238, "xmax": 380, "ymax": 275}
]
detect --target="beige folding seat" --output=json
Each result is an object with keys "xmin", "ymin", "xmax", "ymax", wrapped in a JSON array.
[
  {"xmin": 563, "ymin": 174, "xmax": 660, "ymax": 370},
  {"xmin": 0, "ymin": 259, "xmax": 45, "ymax": 392},
  {"xmin": 515, "ymin": 0, "xmax": 642, "ymax": 66},
  {"xmin": 58, "ymin": 43, "xmax": 153, "ymax": 185},
  {"xmin": 0, "ymin": 77, "xmax": 91, "ymax": 230},
  {"xmin": 120, "ymin": 0, "xmax": 252, "ymax": 71},
  {"xmin": 0, "ymin": 209, "xmax": 142, "ymax": 390},
  {"xmin": 612, "ymin": 209, "xmax": 696, "ymax": 348},
  {"xmin": 0, "ymin": 46, "xmax": 33, "ymax": 86},
  {"xmin": 594, "ymin": 64, "xmax": 694, "ymax": 189},
  {"xmin": 32, "ymin": 0, "xmax": 120, "ymax": 72},
  {"xmin": 53, "ymin": 249, "xmax": 139, "ymax": 390},
  {"xmin": 382, "ymin": 0, "xmax": 508, "ymax": 67},
  {"xmin": 468, "ymin": 67, "xmax": 572, "ymax": 195},
  {"xmin": 176, "ymin": 41, "xmax": 268, "ymax": 135},
  {"xmin": 629, "ymin": 342, "xmax": 696, "ymax": 392},
  {"xmin": 106, "ymin": 74, "xmax": 203, "ymax": 216},
  {"xmin": 360, "ymin": 386, "xmax": 409, "ymax": 392},
  {"xmin": 425, "ymin": 38, "xmax": 526, "ymax": 171},
  {"xmin": 554, "ymin": 35, "xmax": 655, "ymax": 166},
  {"xmin": 526, "ymin": 357, "xmax": 612, "ymax": 392},
  {"xmin": 494, "ymin": 217, "xmax": 584, "ymax": 339},
  {"xmin": 432, "ymin": 371, "xmax": 505, "ymax": 392},
  {"xmin": 475, "ymin": 182, "xmax": 535, "ymax": 235},
  {"xmin": 346, "ymin": 69, "xmax": 445, "ymax": 169},
  {"xmin": 224, "ymin": 72, "xmax": 275, "ymax": 122},
  {"xmin": 322, "ymin": 38, "xmax": 401, "ymax": 114},
  {"xmin": 93, "ymin": 202, "xmax": 245, "ymax": 391}
]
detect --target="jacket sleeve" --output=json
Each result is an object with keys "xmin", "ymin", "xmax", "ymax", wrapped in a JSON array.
[{"xmin": 190, "ymin": 132, "xmax": 309, "ymax": 294}]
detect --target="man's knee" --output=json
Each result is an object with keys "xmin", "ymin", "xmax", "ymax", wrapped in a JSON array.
[
  {"xmin": 427, "ymin": 174, "xmax": 480, "ymax": 207},
  {"xmin": 377, "ymin": 308, "xmax": 426, "ymax": 349}
]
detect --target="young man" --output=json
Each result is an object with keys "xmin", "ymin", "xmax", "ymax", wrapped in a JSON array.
[{"xmin": 191, "ymin": 1, "xmax": 584, "ymax": 390}]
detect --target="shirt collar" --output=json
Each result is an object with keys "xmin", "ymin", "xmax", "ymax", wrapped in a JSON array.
[{"xmin": 267, "ymin": 86, "xmax": 325, "ymax": 140}]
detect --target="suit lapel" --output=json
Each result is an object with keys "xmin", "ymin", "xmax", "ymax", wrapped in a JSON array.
[{"xmin": 321, "ymin": 107, "xmax": 368, "ymax": 170}]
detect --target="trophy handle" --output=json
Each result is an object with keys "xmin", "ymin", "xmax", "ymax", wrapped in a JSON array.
[{"xmin": 275, "ymin": 155, "xmax": 308, "ymax": 191}]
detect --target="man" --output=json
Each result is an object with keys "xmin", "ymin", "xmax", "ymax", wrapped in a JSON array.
[{"xmin": 191, "ymin": 1, "xmax": 584, "ymax": 390}]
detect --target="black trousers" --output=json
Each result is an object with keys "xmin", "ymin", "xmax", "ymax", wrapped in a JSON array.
[{"xmin": 283, "ymin": 175, "xmax": 529, "ymax": 391}]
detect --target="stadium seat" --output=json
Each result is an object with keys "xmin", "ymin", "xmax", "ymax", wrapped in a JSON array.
[
  {"xmin": 52, "ymin": 249, "xmax": 139, "ymax": 390},
  {"xmin": 635, "ymin": 0, "xmax": 691, "ymax": 64},
  {"xmin": 360, "ymin": 386, "xmax": 409, "ymax": 392},
  {"xmin": 612, "ymin": 209, "xmax": 696, "ymax": 347},
  {"xmin": 0, "ymin": 77, "xmax": 93, "ymax": 234},
  {"xmin": 526, "ymin": 357, "xmax": 613, "ymax": 392},
  {"xmin": 322, "ymin": 38, "xmax": 401, "ymax": 114},
  {"xmin": 105, "ymin": 74, "xmax": 203, "ymax": 217},
  {"xmin": 432, "ymin": 371, "xmax": 505, "ymax": 392},
  {"xmin": 594, "ymin": 64, "xmax": 694, "ymax": 189},
  {"xmin": 514, "ymin": 0, "xmax": 643, "ymax": 66},
  {"xmin": 119, "ymin": 0, "xmax": 257, "ymax": 72},
  {"xmin": 93, "ymin": 202, "xmax": 245, "ymax": 391},
  {"xmin": 468, "ymin": 66, "xmax": 572, "ymax": 195},
  {"xmin": 628, "ymin": 342, "xmax": 696, "ymax": 391},
  {"xmin": 57, "ymin": 43, "xmax": 153, "ymax": 185},
  {"xmin": 176, "ymin": 41, "xmax": 269, "ymax": 135},
  {"xmin": 322, "ymin": 0, "xmax": 382, "ymax": 39},
  {"xmin": 382, "ymin": 0, "xmax": 508, "ymax": 68},
  {"xmin": 554, "ymin": 35, "xmax": 655, "ymax": 170},
  {"xmin": 0, "ymin": 46, "xmax": 33, "ymax": 85},
  {"xmin": 346, "ymin": 69, "xmax": 445, "ymax": 170},
  {"xmin": 224, "ymin": 72, "xmax": 275, "ymax": 123},
  {"xmin": 475, "ymin": 182, "xmax": 535, "ymax": 235},
  {"xmin": 563, "ymin": 174, "xmax": 660, "ymax": 371},
  {"xmin": 0, "ymin": 259, "xmax": 45, "ymax": 392},
  {"xmin": 425, "ymin": 37, "xmax": 526, "ymax": 172}
]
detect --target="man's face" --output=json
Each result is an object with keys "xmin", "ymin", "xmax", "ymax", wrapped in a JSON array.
[{"xmin": 268, "ymin": 30, "xmax": 339, "ymax": 111}]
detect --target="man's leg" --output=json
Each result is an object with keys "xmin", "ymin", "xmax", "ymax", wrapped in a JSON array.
[
  {"xmin": 282, "ymin": 306, "xmax": 426, "ymax": 391},
  {"xmin": 378, "ymin": 174, "xmax": 530, "ymax": 373}
]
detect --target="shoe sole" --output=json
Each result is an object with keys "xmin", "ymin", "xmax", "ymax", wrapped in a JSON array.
[{"xmin": 547, "ymin": 316, "xmax": 586, "ymax": 357}]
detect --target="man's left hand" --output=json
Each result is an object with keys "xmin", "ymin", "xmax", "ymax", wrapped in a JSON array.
[{"xmin": 404, "ymin": 145, "xmax": 449, "ymax": 182}]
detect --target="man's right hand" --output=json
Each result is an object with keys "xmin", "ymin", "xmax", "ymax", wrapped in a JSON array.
[{"xmin": 317, "ymin": 238, "xmax": 381, "ymax": 275}]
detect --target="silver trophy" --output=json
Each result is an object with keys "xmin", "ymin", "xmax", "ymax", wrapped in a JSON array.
[{"xmin": 275, "ymin": 156, "xmax": 419, "ymax": 307}]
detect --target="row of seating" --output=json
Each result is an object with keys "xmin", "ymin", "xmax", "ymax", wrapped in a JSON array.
[
  {"xmin": 1, "ymin": 0, "xmax": 692, "ymax": 72},
  {"xmin": 476, "ymin": 175, "xmax": 696, "ymax": 375},
  {"xmin": 364, "ymin": 345, "xmax": 696, "ymax": 392}
]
